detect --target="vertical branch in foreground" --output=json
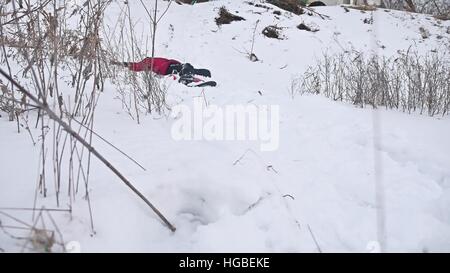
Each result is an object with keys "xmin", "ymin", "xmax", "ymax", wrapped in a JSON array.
[
  {"xmin": 126, "ymin": 1, "xmax": 140, "ymax": 124},
  {"xmin": 151, "ymin": 0, "xmax": 158, "ymax": 59},
  {"xmin": 0, "ymin": 4, "xmax": 16, "ymax": 122},
  {"xmin": 140, "ymin": 0, "xmax": 172, "ymax": 113},
  {"xmin": 8, "ymin": 0, "xmax": 50, "ymax": 198}
]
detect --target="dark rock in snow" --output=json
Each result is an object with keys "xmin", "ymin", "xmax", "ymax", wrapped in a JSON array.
[{"xmin": 308, "ymin": 1, "xmax": 326, "ymax": 7}]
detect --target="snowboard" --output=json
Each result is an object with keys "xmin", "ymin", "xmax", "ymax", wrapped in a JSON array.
[
  {"xmin": 190, "ymin": 80, "xmax": 217, "ymax": 87},
  {"xmin": 176, "ymin": 74, "xmax": 217, "ymax": 87}
]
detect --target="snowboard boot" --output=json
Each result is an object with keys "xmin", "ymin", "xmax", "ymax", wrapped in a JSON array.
[{"xmin": 193, "ymin": 68, "xmax": 211, "ymax": 78}]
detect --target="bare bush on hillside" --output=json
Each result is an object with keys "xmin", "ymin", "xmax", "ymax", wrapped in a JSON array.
[
  {"xmin": 296, "ymin": 49, "xmax": 450, "ymax": 116},
  {"xmin": 381, "ymin": 0, "xmax": 450, "ymax": 18},
  {"xmin": 0, "ymin": 0, "xmax": 176, "ymax": 250}
]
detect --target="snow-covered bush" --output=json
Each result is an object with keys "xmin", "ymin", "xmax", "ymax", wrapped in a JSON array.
[
  {"xmin": 103, "ymin": 0, "xmax": 171, "ymax": 121},
  {"xmin": 267, "ymin": 0, "xmax": 305, "ymax": 15},
  {"xmin": 381, "ymin": 0, "xmax": 450, "ymax": 17},
  {"xmin": 298, "ymin": 49, "xmax": 450, "ymax": 116},
  {"xmin": 0, "ymin": 0, "xmax": 172, "ymax": 237},
  {"xmin": 215, "ymin": 6, "xmax": 246, "ymax": 25},
  {"xmin": 0, "ymin": 0, "xmax": 115, "ymax": 237}
]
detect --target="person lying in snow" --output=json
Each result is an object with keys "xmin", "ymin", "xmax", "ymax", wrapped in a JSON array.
[{"xmin": 111, "ymin": 57, "xmax": 213, "ymax": 86}]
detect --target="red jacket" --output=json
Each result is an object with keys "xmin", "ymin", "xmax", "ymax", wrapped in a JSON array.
[{"xmin": 128, "ymin": 57, "xmax": 180, "ymax": 75}]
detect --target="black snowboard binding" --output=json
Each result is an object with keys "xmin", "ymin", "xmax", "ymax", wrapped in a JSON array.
[
  {"xmin": 169, "ymin": 63, "xmax": 216, "ymax": 87},
  {"xmin": 178, "ymin": 63, "xmax": 195, "ymax": 85},
  {"xmin": 168, "ymin": 63, "xmax": 211, "ymax": 77}
]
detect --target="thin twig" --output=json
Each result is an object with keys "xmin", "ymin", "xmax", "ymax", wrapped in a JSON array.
[
  {"xmin": 0, "ymin": 207, "xmax": 71, "ymax": 212},
  {"xmin": 303, "ymin": 6, "xmax": 331, "ymax": 20},
  {"xmin": 68, "ymin": 116, "xmax": 147, "ymax": 171},
  {"xmin": 307, "ymin": 224, "xmax": 322, "ymax": 253}
]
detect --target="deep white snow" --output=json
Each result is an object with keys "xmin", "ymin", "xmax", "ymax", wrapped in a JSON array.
[{"xmin": 1, "ymin": 1, "xmax": 450, "ymax": 252}]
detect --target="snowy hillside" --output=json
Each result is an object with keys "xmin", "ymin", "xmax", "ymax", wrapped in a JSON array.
[{"xmin": 1, "ymin": 0, "xmax": 450, "ymax": 252}]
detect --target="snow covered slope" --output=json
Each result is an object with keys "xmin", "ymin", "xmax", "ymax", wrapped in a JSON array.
[{"xmin": 1, "ymin": 1, "xmax": 449, "ymax": 252}]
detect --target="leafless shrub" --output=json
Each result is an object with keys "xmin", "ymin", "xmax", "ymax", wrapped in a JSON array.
[
  {"xmin": 262, "ymin": 25, "xmax": 284, "ymax": 39},
  {"xmin": 0, "ymin": 0, "xmax": 176, "ymax": 247},
  {"xmin": 434, "ymin": 13, "xmax": 449, "ymax": 21},
  {"xmin": 296, "ymin": 49, "xmax": 450, "ymax": 116},
  {"xmin": 102, "ymin": 1, "xmax": 171, "ymax": 123},
  {"xmin": 267, "ymin": 0, "xmax": 304, "ymax": 15},
  {"xmin": 248, "ymin": 19, "xmax": 260, "ymax": 62},
  {"xmin": 0, "ymin": 81, "xmax": 20, "ymax": 121},
  {"xmin": 0, "ymin": 0, "xmax": 114, "ymax": 235},
  {"xmin": 0, "ymin": 208, "xmax": 66, "ymax": 253},
  {"xmin": 110, "ymin": 70, "xmax": 169, "ymax": 119},
  {"xmin": 215, "ymin": 6, "xmax": 245, "ymax": 26},
  {"xmin": 381, "ymin": 0, "xmax": 450, "ymax": 17},
  {"xmin": 233, "ymin": 19, "xmax": 261, "ymax": 62}
]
